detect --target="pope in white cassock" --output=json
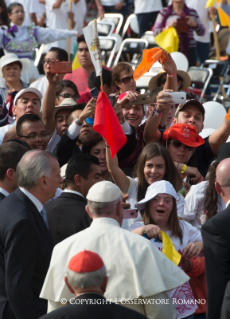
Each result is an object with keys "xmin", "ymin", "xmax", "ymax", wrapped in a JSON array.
[{"xmin": 40, "ymin": 181, "xmax": 189, "ymax": 319}]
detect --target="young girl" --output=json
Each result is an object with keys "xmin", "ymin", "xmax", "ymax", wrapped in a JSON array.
[
  {"xmin": 1, "ymin": 2, "xmax": 78, "ymax": 83},
  {"xmin": 130, "ymin": 180, "xmax": 203, "ymax": 319},
  {"xmin": 106, "ymin": 142, "xmax": 185, "ymax": 229}
]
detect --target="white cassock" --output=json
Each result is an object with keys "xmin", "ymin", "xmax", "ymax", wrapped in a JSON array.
[{"xmin": 40, "ymin": 218, "xmax": 189, "ymax": 319}]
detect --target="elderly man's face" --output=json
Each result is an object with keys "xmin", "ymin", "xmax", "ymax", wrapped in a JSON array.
[{"xmin": 13, "ymin": 93, "xmax": 41, "ymax": 121}]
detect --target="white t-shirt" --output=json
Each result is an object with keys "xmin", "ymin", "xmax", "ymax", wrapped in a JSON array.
[
  {"xmin": 134, "ymin": 0, "xmax": 162, "ymax": 14},
  {"xmin": 45, "ymin": 0, "xmax": 74, "ymax": 53},
  {"xmin": 129, "ymin": 220, "xmax": 201, "ymax": 319},
  {"xmin": 183, "ymin": 180, "xmax": 225, "ymax": 230},
  {"xmin": 186, "ymin": 0, "xmax": 210, "ymax": 43}
]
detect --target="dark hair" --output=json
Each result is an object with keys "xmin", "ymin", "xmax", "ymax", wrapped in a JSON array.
[
  {"xmin": 143, "ymin": 197, "xmax": 183, "ymax": 243},
  {"xmin": 6, "ymin": 138, "xmax": 30, "ymax": 149},
  {"xmin": 88, "ymin": 69, "xmax": 112, "ymax": 90},
  {"xmin": 204, "ymin": 161, "xmax": 219, "ymax": 222},
  {"xmin": 135, "ymin": 143, "xmax": 182, "ymax": 203},
  {"xmin": 8, "ymin": 2, "xmax": 23, "ymax": 14},
  {"xmin": 3, "ymin": 61, "xmax": 22, "ymax": 70},
  {"xmin": 0, "ymin": 0, "xmax": 8, "ymax": 26},
  {"xmin": 149, "ymin": 87, "xmax": 163, "ymax": 103},
  {"xmin": 67, "ymin": 103, "xmax": 86, "ymax": 125},
  {"xmin": 66, "ymin": 154, "xmax": 100, "ymax": 185},
  {"xmin": 82, "ymin": 132, "xmax": 104, "ymax": 154},
  {"xmin": 16, "ymin": 114, "xmax": 43, "ymax": 136},
  {"xmin": 48, "ymin": 47, "xmax": 68, "ymax": 62},
  {"xmin": 77, "ymin": 34, "xmax": 86, "ymax": 44},
  {"xmin": 0, "ymin": 141, "xmax": 28, "ymax": 181},
  {"xmin": 55, "ymin": 80, "xmax": 79, "ymax": 98},
  {"xmin": 112, "ymin": 62, "xmax": 133, "ymax": 88}
]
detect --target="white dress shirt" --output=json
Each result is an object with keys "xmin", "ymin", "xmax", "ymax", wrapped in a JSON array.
[
  {"xmin": 63, "ymin": 189, "xmax": 85, "ymax": 199},
  {"xmin": 0, "ymin": 187, "xmax": 9, "ymax": 197},
  {"xmin": 19, "ymin": 187, "xmax": 43, "ymax": 213}
]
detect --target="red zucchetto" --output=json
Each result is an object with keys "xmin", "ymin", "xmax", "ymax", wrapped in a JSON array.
[{"xmin": 68, "ymin": 250, "xmax": 104, "ymax": 273}]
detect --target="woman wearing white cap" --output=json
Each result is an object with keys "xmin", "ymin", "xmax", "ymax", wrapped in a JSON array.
[
  {"xmin": 0, "ymin": 53, "xmax": 29, "ymax": 104},
  {"xmin": 130, "ymin": 180, "xmax": 203, "ymax": 319}
]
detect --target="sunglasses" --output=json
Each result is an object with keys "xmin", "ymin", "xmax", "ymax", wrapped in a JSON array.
[
  {"xmin": 58, "ymin": 93, "xmax": 79, "ymax": 101},
  {"xmin": 85, "ymin": 117, "xmax": 94, "ymax": 126},
  {"xmin": 158, "ymin": 76, "xmax": 183, "ymax": 86},
  {"xmin": 169, "ymin": 139, "xmax": 194, "ymax": 151},
  {"xmin": 118, "ymin": 76, "xmax": 134, "ymax": 84}
]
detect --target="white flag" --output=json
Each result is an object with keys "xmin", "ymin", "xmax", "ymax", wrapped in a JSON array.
[{"xmin": 83, "ymin": 20, "xmax": 102, "ymax": 77}]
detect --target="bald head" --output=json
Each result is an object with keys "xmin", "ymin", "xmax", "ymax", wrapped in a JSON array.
[
  {"xmin": 216, "ymin": 158, "xmax": 230, "ymax": 187},
  {"xmin": 215, "ymin": 158, "xmax": 230, "ymax": 203}
]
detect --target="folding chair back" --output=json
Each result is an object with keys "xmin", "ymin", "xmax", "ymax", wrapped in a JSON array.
[
  {"xmin": 201, "ymin": 60, "xmax": 229, "ymax": 101},
  {"xmin": 136, "ymin": 72, "xmax": 156, "ymax": 92},
  {"xmin": 99, "ymin": 36, "xmax": 118, "ymax": 67},
  {"xmin": 141, "ymin": 31, "xmax": 159, "ymax": 49},
  {"xmin": 188, "ymin": 67, "xmax": 213, "ymax": 102},
  {"xmin": 96, "ymin": 21, "xmax": 115, "ymax": 37},
  {"xmin": 100, "ymin": 13, "xmax": 124, "ymax": 34},
  {"xmin": 121, "ymin": 14, "xmax": 139, "ymax": 39},
  {"xmin": 113, "ymin": 38, "xmax": 148, "ymax": 67}
]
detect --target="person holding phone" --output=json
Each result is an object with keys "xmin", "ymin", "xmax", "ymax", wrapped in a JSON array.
[
  {"xmin": 129, "ymin": 180, "xmax": 204, "ymax": 319},
  {"xmin": 152, "ymin": 0, "xmax": 205, "ymax": 66},
  {"xmin": 162, "ymin": 123, "xmax": 205, "ymax": 185}
]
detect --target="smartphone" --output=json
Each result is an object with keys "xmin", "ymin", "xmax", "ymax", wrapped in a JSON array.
[
  {"xmin": 129, "ymin": 94, "xmax": 152, "ymax": 105},
  {"xmin": 49, "ymin": 61, "xmax": 72, "ymax": 74},
  {"xmin": 90, "ymin": 87, "xmax": 100, "ymax": 99},
  {"xmin": 170, "ymin": 92, "xmax": 186, "ymax": 104},
  {"xmin": 123, "ymin": 209, "xmax": 138, "ymax": 219}
]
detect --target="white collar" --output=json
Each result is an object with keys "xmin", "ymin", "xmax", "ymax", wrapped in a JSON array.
[
  {"xmin": 19, "ymin": 187, "xmax": 43, "ymax": 212},
  {"xmin": 63, "ymin": 189, "xmax": 85, "ymax": 198},
  {"xmin": 0, "ymin": 187, "xmax": 9, "ymax": 197},
  {"xmin": 90, "ymin": 217, "xmax": 120, "ymax": 228},
  {"xmin": 226, "ymin": 199, "xmax": 230, "ymax": 208}
]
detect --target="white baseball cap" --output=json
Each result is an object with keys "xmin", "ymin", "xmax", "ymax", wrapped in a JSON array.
[
  {"xmin": 13, "ymin": 88, "xmax": 43, "ymax": 105},
  {"xmin": 135, "ymin": 180, "xmax": 177, "ymax": 210},
  {"xmin": 86, "ymin": 181, "xmax": 121, "ymax": 203}
]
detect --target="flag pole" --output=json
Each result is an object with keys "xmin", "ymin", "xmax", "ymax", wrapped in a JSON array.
[
  {"xmin": 67, "ymin": 0, "xmax": 73, "ymax": 61},
  {"xmin": 93, "ymin": 19, "xmax": 104, "ymax": 92}
]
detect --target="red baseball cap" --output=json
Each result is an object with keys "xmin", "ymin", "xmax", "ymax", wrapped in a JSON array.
[{"xmin": 162, "ymin": 124, "xmax": 205, "ymax": 148}]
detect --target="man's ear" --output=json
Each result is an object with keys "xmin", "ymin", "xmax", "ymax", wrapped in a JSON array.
[
  {"xmin": 172, "ymin": 117, "xmax": 177, "ymax": 125},
  {"xmin": 85, "ymin": 204, "xmax": 93, "ymax": 219},
  {"xmin": 12, "ymin": 105, "xmax": 17, "ymax": 116},
  {"xmin": 74, "ymin": 174, "xmax": 82, "ymax": 187},
  {"xmin": 101, "ymin": 276, "xmax": 108, "ymax": 294},
  {"xmin": 64, "ymin": 276, "xmax": 75, "ymax": 294},
  {"xmin": 215, "ymin": 181, "xmax": 222, "ymax": 195},
  {"xmin": 6, "ymin": 168, "xmax": 16, "ymax": 181},
  {"xmin": 38, "ymin": 175, "xmax": 47, "ymax": 190}
]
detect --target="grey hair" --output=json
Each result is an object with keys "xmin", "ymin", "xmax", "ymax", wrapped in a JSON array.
[
  {"xmin": 87, "ymin": 197, "xmax": 121, "ymax": 216},
  {"xmin": 16, "ymin": 150, "xmax": 56, "ymax": 188},
  {"xmin": 66, "ymin": 265, "xmax": 107, "ymax": 290}
]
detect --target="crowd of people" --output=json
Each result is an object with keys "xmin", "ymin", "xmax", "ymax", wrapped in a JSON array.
[{"xmin": 0, "ymin": 1, "xmax": 230, "ymax": 319}]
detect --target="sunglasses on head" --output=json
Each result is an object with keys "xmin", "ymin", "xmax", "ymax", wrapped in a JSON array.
[
  {"xmin": 85, "ymin": 117, "xmax": 94, "ymax": 126},
  {"xmin": 169, "ymin": 139, "xmax": 194, "ymax": 151},
  {"xmin": 118, "ymin": 75, "xmax": 134, "ymax": 84}
]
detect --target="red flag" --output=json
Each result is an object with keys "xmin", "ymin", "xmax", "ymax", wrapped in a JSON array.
[{"xmin": 93, "ymin": 92, "xmax": 127, "ymax": 158}]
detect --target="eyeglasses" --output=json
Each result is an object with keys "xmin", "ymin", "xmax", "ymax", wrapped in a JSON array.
[
  {"xmin": 85, "ymin": 117, "xmax": 94, "ymax": 126},
  {"xmin": 42, "ymin": 59, "xmax": 55, "ymax": 64},
  {"xmin": 118, "ymin": 76, "xmax": 134, "ymax": 84},
  {"xmin": 58, "ymin": 93, "xmax": 79, "ymax": 101},
  {"xmin": 11, "ymin": 10, "xmax": 25, "ymax": 14},
  {"xmin": 18, "ymin": 132, "xmax": 50, "ymax": 142},
  {"xmin": 169, "ymin": 139, "xmax": 194, "ymax": 151}
]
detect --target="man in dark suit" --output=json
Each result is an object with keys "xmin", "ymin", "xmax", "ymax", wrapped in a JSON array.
[
  {"xmin": 0, "ymin": 150, "xmax": 62, "ymax": 319},
  {"xmin": 45, "ymin": 154, "xmax": 102, "ymax": 245},
  {"xmin": 39, "ymin": 250, "xmax": 147, "ymax": 319},
  {"xmin": 0, "ymin": 141, "xmax": 28, "ymax": 202},
  {"xmin": 202, "ymin": 158, "xmax": 230, "ymax": 319}
]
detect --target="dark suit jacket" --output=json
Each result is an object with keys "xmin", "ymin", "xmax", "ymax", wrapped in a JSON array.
[
  {"xmin": 0, "ymin": 188, "xmax": 54, "ymax": 319},
  {"xmin": 201, "ymin": 205, "xmax": 230, "ymax": 319},
  {"xmin": 221, "ymin": 281, "xmax": 230, "ymax": 319},
  {"xmin": 0, "ymin": 192, "xmax": 6, "ymax": 203},
  {"xmin": 45, "ymin": 192, "xmax": 92, "ymax": 245},
  {"xmin": 39, "ymin": 293, "xmax": 147, "ymax": 319}
]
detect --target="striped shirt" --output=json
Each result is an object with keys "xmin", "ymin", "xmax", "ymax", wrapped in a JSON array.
[{"xmin": 152, "ymin": 6, "xmax": 205, "ymax": 49}]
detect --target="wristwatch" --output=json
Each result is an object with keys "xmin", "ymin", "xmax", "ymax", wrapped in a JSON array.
[
  {"xmin": 75, "ymin": 117, "xmax": 83, "ymax": 126},
  {"xmin": 153, "ymin": 106, "xmax": 163, "ymax": 117}
]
